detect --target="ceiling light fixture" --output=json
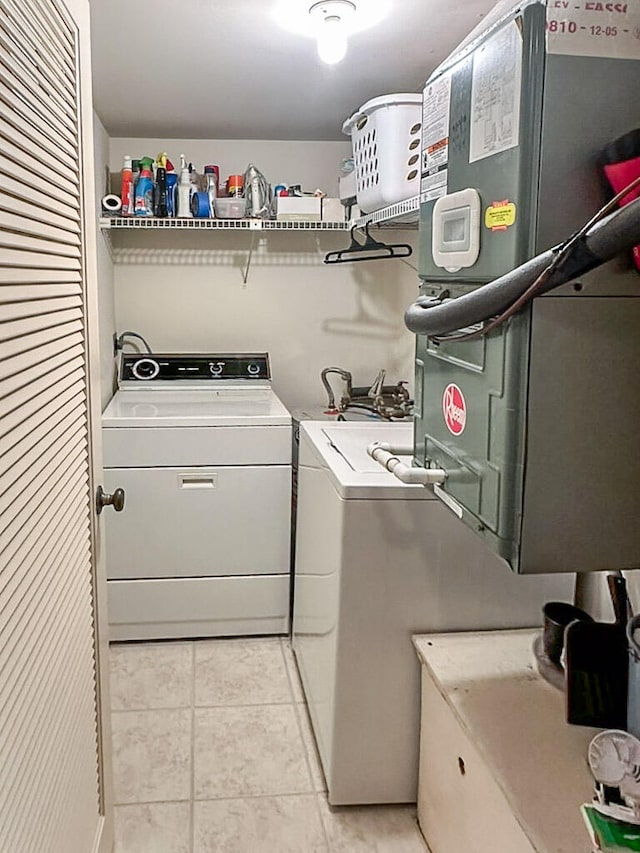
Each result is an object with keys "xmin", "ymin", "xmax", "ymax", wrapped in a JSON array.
[
  {"xmin": 308, "ymin": 1, "xmax": 356, "ymax": 65},
  {"xmin": 272, "ymin": 1, "xmax": 390, "ymax": 52}
]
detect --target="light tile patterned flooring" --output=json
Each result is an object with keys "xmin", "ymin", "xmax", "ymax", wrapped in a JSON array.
[{"xmin": 110, "ymin": 636, "xmax": 430, "ymax": 853}]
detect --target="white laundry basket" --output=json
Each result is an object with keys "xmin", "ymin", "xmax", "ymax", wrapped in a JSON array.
[{"xmin": 342, "ymin": 93, "xmax": 422, "ymax": 214}]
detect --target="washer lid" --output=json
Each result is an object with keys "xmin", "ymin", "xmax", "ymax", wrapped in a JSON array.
[
  {"xmin": 326, "ymin": 425, "xmax": 412, "ymax": 472},
  {"xmin": 102, "ymin": 388, "xmax": 291, "ymax": 427},
  {"xmin": 299, "ymin": 421, "xmax": 434, "ymax": 500},
  {"xmin": 290, "ymin": 406, "xmax": 385, "ymax": 425}
]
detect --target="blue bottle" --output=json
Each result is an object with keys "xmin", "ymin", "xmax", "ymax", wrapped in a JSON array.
[
  {"xmin": 166, "ymin": 169, "xmax": 178, "ymax": 217},
  {"xmin": 134, "ymin": 162, "xmax": 154, "ymax": 216}
]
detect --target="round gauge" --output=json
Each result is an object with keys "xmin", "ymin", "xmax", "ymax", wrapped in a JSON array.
[
  {"xmin": 247, "ymin": 363, "xmax": 260, "ymax": 376},
  {"xmin": 588, "ymin": 730, "xmax": 640, "ymax": 786},
  {"xmin": 132, "ymin": 358, "xmax": 160, "ymax": 380}
]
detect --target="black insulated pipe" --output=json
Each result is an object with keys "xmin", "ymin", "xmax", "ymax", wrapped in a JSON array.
[{"xmin": 404, "ymin": 197, "xmax": 640, "ymax": 337}]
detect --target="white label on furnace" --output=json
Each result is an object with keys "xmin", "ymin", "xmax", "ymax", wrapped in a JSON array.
[
  {"xmin": 421, "ymin": 74, "xmax": 451, "ymax": 202},
  {"xmin": 421, "ymin": 170, "xmax": 448, "ymax": 203},
  {"xmin": 469, "ymin": 20, "xmax": 523, "ymax": 164},
  {"xmin": 546, "ymin": 2, "xmax": 640, "ymax": 59},
  {"xmin": 434, "ymin": 484, "xmax": 464, "ymax": 519},
  {"xmin": 422, "ymin": 74, "xmax": 452, "ymax": 174}
]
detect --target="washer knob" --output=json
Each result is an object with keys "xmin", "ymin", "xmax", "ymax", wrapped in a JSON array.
[
  {"xmin": 132, "ymin": 358, "xmax": 160, "ymax": 380},
  {"xmin": 247, "ymin": 363, "xmax": 260, "ymax": 376}
]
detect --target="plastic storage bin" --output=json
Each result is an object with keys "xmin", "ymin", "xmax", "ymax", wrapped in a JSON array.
[
  {"xmin": 342, "ymin": 93, "xmax": 422, "ymax": 214},
  {"xmin": 214, "ymin": 197, "xmax": 247, "ymax": 219},
  {"xmin": 275, "ymin": 196, "xmax": 321, "ymax": 222}
]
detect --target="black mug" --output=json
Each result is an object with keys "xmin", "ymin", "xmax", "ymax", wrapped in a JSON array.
[{"xmin": 542, "ymin": 601, "xmax": 594, "ymax": 664}]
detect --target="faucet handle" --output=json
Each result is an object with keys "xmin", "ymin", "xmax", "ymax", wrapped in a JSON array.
[{"xmin": 368, "ymin": 369, "xmax": 386, "ymax": 398}]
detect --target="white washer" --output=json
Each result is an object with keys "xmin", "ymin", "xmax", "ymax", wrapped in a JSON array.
[
  {"xmin": 292, "ymin": 421, "xmax": 574, "ymax": 805},
  {"xmin": 102, "ymin": 353, "xmax": 291, "ymax": 641}
]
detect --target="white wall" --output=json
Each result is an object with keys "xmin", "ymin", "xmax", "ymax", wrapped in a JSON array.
[
  {"xmin": 93, "ymin": 113, "xmax": 117, "ymax": 409},
  {"xmin": 109, "ymin": 138, "xmax": 352, "ymax": 197},
  {"xmin": 108, "ymin": 137, "xmax": 419, "ymax": 410}
]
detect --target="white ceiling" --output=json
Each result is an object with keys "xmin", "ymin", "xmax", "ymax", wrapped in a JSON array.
[{"xmin": 89, "ymin": 0, "xmax": 496, "ymax": 141}]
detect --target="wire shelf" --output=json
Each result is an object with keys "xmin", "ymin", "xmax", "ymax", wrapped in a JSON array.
[
  {"xmin": 99, "ymin": 216, "xmax": 351, "ymax": 231},
  {"xmin": 99, "ymin": 198, "xmax": 419, "ymax": 233},
  {"xmin": 354, "ymin": 196, "xmax": 420, "ymax": 229},
  {"xmin": 98, "ymin": 201, "xmax": 419, "ymax": 281}
]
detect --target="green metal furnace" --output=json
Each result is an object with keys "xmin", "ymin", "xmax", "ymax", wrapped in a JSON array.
[{"xmin": 410, "ymin": 0, "xmax": 640, "ymax": 573}]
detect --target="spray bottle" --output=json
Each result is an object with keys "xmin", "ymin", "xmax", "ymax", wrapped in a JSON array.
[
  {"xmin": 177, "ymin": 154, "xmax": 193, "ymax": 218},
  {"xmin": 120, "ymin": 155, "xmax": 134, "ymax": 216},
  {"xmin": 160, "ymin": 155, "xmax": 178, "ymax": 218},
  {"xmin": 139, "ymin": 156, "xmax": 155, "ymax": 177},
  {"xmin": 134, "ymin": 156, "xmax": 155, "ymax": 216}
]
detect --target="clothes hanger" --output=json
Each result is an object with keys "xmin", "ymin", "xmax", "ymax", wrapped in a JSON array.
[{"xmin": 323, "ymin": 223, "xmax": 413, "ymax": 264}]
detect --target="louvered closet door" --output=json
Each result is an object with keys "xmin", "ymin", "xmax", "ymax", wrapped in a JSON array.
[{"xmin": 0, "ymin": 0, "xmax": 109, "ymax": 851}]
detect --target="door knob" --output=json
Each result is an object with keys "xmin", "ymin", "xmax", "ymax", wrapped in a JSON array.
[{"xmin": 96, "ymin": 485, "xmax": 125, "ymax": 515}]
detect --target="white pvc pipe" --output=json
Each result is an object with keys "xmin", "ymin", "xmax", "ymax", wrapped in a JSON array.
[
  {"xmin": 366, "ymin": 442, "xmax": 446, "ymax": 485},
  {"xmin": 368, "ymin": 442, "xmax": 414, "ymax": 456}
]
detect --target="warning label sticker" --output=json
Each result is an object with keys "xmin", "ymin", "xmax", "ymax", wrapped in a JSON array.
[
  {"xmin": 485, "ymin": 200, "xmax": 517, "ymax": 231},
  {"xmin": 546, "ymin": 2, "xmax": 640, "ymax": 59},
  {"xmin": 421, "ymin": 170, "xmax": 448, "ymax": 203},
  {"xmin": 421, "ymin": 74, "xmax": 452, "ymax": 202},
  {"xmin": 469, "ymin": 20, "xmax": 523, "ymax": 164}
]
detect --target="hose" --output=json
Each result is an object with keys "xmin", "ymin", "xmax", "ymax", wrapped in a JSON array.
[
  {"xmin": 405, "ymin": 194, "xmax": 640, "ymax": 338},
  {"xmin": 321, "ymin": 367, "xmax": 352, "ymax": 410},
  {"xmin": 116, "ymin": 331, "xmax": 153, "ymax": 353}
]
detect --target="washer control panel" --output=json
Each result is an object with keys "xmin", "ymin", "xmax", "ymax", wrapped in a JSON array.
[{"xmin": 120, "ymin": 353, "xmax": 271, "ymax": 383}]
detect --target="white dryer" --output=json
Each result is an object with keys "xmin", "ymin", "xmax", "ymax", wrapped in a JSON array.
[
  {"xmin": 102, "ymin": 353, "xmax": 291, "ymax": 641},
  {"xmin": 292, "ymin": 421, "xmax": 574, "ymax": 805}
]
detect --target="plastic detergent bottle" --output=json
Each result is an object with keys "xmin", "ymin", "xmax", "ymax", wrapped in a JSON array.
[
  {"xmin": 155, "ymin": 167, "xmax": 168, "ymax": 217},
  {"xmin": 134, "ymin": 157, "xmax": 155, "ymax": 216},
  {"xmin": 165, "ymin": 158, "xmax": 178, "ymax": 217},
  {"xmin": 176, "ymin": 154, "xmax": 193, "ymax": 218}
]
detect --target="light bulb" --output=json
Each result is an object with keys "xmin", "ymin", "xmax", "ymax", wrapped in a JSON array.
[{"xmin": 316, "ymin": 15, "xmax": 348, "ymax": 64}]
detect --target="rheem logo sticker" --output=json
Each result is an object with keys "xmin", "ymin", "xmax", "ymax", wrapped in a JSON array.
[{"xmin": 443, "ymin": 384, "xmax": 466, "ymax": 436}]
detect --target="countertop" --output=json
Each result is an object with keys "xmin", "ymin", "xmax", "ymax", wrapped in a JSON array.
[{"xmin": 414, "ymin": 629, "xmax": 599, "ymax": 852}]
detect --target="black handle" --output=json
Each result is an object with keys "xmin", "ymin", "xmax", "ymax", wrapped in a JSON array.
[
  {"xmin": 96, "ymin": 485, "xmax": 125, "ymax": 515},
  {"xmin": 608, "ymin": 573, "xmax": 631, "ymax": 626}
]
